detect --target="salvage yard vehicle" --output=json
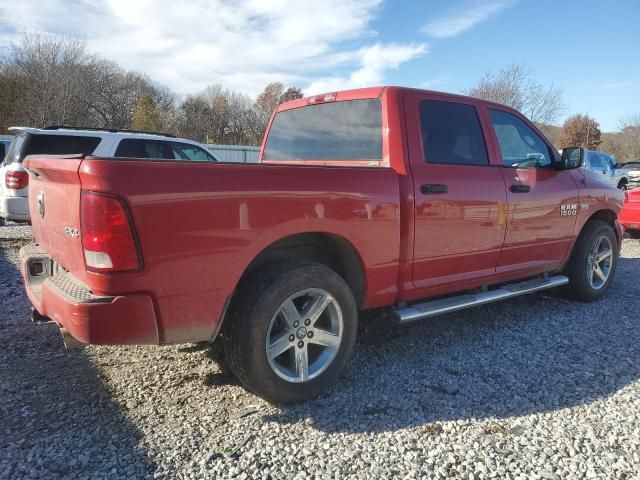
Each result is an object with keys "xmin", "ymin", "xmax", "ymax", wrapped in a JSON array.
[
  {"xmin": 620, "ymin": 187, "xmax": 640, "ymax": 238},
  {"xmin": 582, "ymin": 150, "xmax": 630, "ymax": 190},
  {"xmin": 19, "ymin": 87, "xmax": 624, "ymax": 403},
  {"xmin": 0, "ymin": 126, "xmax": 217, "ymax": 225},
  {"xmin": 624, "ymin": 162, "xmax": 640, "ymax": 189}
]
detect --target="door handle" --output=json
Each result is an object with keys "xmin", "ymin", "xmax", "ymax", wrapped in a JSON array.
[
  {"xmin": 510, "ymin": 184, "xmax": 531, "ymax": 193},
  {"xmin": 421, "ymin": 184, "xmax": 448, "ymax": 194}
]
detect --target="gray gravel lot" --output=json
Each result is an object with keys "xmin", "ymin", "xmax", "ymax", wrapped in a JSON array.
[{"xmin": 1, "ymin": 225, "xmax": 639, "ymax": 479}]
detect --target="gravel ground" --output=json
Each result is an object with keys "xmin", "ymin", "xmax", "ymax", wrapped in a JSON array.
[{"xmin": 1, "ymin": 225, "xmax": 639, "ymax": 479}]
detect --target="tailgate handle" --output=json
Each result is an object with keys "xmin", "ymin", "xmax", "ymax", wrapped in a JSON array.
[
  {"xmin": 510, "ymin": 184, "xmax": 531, "ymax": 193},
  {"xmin": 421, "ymin": 184, "xmax": 448, "ymax": 194}
]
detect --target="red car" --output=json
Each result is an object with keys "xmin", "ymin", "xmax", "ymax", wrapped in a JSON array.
[
  {"xmin": 620, "ymin": 187, "xmax": 640, "ymax": 238},
  {"xmin": 20, "ymin": 87, "xmax": 624, "ymax": 403}
]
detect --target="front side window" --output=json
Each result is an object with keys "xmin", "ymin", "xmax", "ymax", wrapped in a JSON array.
[
  {"xmin": 263, "ymin": 99, "xmax": 382, "ymax": 161},
  {"xmin": 587, "ymin": 151, "xmax": 604, "ymax": 170},
  {"xmin": 170, "ymin": 142, "xmax": 216, "ymax": 162},
  {"xmin": 419, "ymin": 100, "xmax": 488, "ymax": 166},
  {"xmin": 489, "ymin": 109, "xmax": 552, "ymax": 168},
  {"xmin": 601, "ymin": 153, "xmax": 615, "ymax": 169}
]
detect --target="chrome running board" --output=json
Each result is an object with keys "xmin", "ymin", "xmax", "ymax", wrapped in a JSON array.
[{"xmin": 394, "ymin": 275, "xmax": 569, "ymax": 324}]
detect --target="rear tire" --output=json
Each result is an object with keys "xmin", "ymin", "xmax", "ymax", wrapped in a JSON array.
[
  {"xmin": 562, "ymin": 220, "xmax": 618, "ymax": 302},
  {"xmin": 223, "ymin": 261, "xmax": 358, "ymax": 404}
]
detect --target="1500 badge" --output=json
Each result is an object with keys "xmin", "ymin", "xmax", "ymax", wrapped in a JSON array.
[{"xmin": 561, "ymin": 204, "xmax": 578, "ymax": 216}]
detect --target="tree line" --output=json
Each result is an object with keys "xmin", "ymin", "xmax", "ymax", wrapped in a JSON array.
[
  {"xmin": 1, "ymin": 36, "xmax": 638, "ymax": 161},
  {"xmin": 0, "ymin": 35, "xmax": 303, "ymax": 146}
]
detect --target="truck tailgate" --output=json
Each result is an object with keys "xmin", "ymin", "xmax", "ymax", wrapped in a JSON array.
[{"xmin": 25, "ymin": 156, "xmax": 87, "ymax": 283}]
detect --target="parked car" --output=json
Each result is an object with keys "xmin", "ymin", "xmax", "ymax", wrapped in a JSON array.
[
  {"xmin": 582, "ymin": 150, "xmax": 630, "ymax": 190},
  {"xmin": 0, "ymin": 136, "xmax": 12, "ymax": 161},
  {"xmin": 624, "ymin": 161, "xmax": 640, "ymax": 189},
  {"xmin": 20, "ymin": 87, "xmax": 624, "ymax": 403},
  {"xmin": 0, "ymin": 126, "xmax": 217, "ymax": 225},
  {"xmin": 620, "ymin": 187, "xmax": 640, "ymax": 238}
]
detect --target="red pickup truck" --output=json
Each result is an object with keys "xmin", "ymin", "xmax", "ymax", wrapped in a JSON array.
[{"xmin": 20, "ymin": 87, "xmax": 624, "ymax": 403}]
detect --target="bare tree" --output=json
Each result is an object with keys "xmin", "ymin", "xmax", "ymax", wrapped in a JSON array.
[
  {"xmin": 466, "ymin": 63, "xmax": 565, "ymax": 125},
  {"xmin": 0, "ymin": 33, "xmax": 305, "ymax": 146}
]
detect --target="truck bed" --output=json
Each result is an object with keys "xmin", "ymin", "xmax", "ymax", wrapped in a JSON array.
[{"xmin": 25, "ymin": 157, "xmax": 401, "ymax": 343}]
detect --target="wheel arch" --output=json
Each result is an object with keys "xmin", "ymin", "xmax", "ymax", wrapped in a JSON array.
[
  {"xmin": 582, "ymin": 208, "xmax": 620, "ymax": 244},
  {"xmin": 232, "ymin": 232, "xmax": 367, "ymax": 309}
]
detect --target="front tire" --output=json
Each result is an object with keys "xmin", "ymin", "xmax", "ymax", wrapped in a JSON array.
[
  {"xmin": 223, "ymin": 261, "xmax": 358, "ymax": 404},
  {"xmin": 562, "ymin": 220, "xmax": 618, "ymax": 302},
  {"xmin": 618, "ymin": 179, "xmax": 628, "ymax": 190}
]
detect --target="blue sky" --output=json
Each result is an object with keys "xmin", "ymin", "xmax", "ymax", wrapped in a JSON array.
[{"xmin": 0, "ymin": 0, "xmax": 638, "ymax": 130}]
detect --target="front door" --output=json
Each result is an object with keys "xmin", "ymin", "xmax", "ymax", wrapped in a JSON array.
[
  {"xmin": 485, "ymin": 107, "xmax": 579, "ymax": 275},
  {"xmin": 404, "ymin": 93, "xmax": 507, "ymax": 293}
]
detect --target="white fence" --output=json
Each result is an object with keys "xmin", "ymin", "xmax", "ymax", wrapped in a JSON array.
[{"xmin": 206, "ymin": 144, "xmax": 260, "ymax": 163}]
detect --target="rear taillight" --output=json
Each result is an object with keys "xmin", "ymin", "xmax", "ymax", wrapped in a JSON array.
[
  {"xmin": 5, "ymin": 171, "xmax": 29, "ymax": 190},
  {"xmin": 80, "ymin": 191, "xmax": 141, "ymax": 272}
]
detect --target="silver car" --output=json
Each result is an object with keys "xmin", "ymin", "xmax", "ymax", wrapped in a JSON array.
[{"xmin": 583, "ymin": 150, "xmax": 630, "ymax": 190}]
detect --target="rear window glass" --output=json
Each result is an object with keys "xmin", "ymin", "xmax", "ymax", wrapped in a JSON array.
[
  {"xmin": 21, "ymin": 134, "xmax": 101, "ymax": 161},
  {"xmin": 263, "ymin": 99, "xmax": 382, "ymax": 161}
]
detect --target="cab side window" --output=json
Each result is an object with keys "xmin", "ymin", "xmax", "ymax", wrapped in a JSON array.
[
  {"xmin": 419, "ymin": 100, "xmax": 489, "ymax": 166},
  {"xmin": 489, "ymin": 109, "xmax": 552, "ymax": 168}
]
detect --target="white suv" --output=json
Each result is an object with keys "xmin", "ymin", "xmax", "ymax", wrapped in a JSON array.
[{"xmin": 0, "ymin": 126, "xmax": 217, "ymax": 224}]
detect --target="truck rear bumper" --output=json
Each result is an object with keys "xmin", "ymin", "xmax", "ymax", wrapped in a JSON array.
[{"xmin": 20, "ymin": 243, "xmax": 159, "ymax": 345}]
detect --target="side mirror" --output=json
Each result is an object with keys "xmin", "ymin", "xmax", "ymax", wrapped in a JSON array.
[{"xmin": 558, "ymin": 147, "xmax": 585, "ymax": 170}]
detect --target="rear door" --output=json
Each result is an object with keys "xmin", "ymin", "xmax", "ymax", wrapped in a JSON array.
[
  {"xmin": 404, "ymin": 93, "xmax": 507, "ymax": 291},
  {"xmin": 486, "ymin": 107, "xmax": 579, "ymax": 275}
]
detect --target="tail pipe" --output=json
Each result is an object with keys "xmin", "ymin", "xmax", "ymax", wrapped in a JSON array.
[{"xmin": 60, "ymin": 328, "xmax": 86, "ymax": 350}]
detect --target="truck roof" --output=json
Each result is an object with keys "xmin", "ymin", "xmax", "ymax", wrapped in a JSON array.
[{"xmin": 276, "ymin": 86, "xmax": 515, "ymax": 113}]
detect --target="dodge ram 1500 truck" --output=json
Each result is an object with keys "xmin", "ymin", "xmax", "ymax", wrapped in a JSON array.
[{"xmin": 20, "ymin": 87, "xmax": 624, "ymax": 403}]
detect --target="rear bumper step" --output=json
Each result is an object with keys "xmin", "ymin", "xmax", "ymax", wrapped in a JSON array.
[
  {"xmin": 19, "ymin": 242, "xmax": 160, "ymax": 345},
  {"xmin": 394, "ymin": 275, "xmax": 569, "ymax": 324}
]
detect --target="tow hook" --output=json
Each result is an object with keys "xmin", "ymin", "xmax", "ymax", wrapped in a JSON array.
[
  {"xmin": 60, "ymin": 328, "xmax": 86, "ymax": 350},
  {"xmin": 31, "ymin": 307, "xmax": 52, "ymax": 325}
]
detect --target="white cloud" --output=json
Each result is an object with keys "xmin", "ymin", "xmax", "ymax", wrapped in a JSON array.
[
  {"xmin": 422, "ymin": 0, "xmax": 516, "ymax": 39},
  {"xmin": 306, "ymin": 43, "xmax": 427, "ymax": 95},
  {"xmin": 0, "ymin": 0, "xmax": 426, "ymax": 96}
]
